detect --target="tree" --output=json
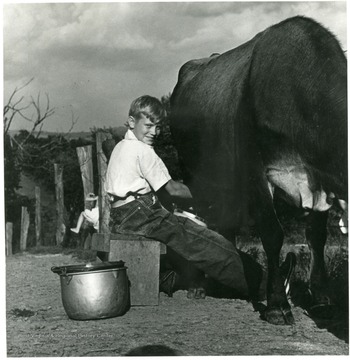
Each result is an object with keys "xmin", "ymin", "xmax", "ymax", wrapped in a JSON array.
[
  {"xmin": 3, "ymin": 80, "xmax": 80, "ymax": 249},
  {"xmin": 4, "ymin": 78, "xmax": 55, "ymax": 144},
  {"xmin": 4, "ymin": 79, "xmax": 56, "ymax": 200}
]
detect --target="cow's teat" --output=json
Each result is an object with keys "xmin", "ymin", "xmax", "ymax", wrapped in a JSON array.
[{"xmin": 338, "ymin": 199, "xmax": 348, "ymax": 234}]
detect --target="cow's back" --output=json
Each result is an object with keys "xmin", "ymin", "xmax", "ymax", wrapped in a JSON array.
[{"xmin": 170, "ymin": 16, "xmax": 347, "ymax": 229}]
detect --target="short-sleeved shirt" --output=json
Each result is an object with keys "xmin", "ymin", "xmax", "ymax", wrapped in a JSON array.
[
  {"xmin": 84, "ymin": 207, "xmax": 99, "ymax": 230},
  {"xmin": 105, "ymin": 130, "xmax": 171, "ymax": 198}
]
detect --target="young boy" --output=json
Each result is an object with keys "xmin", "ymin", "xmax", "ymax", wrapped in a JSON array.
[{"xmin": 105, "ymin": 95, "xmax": 295, "ymax": 302}]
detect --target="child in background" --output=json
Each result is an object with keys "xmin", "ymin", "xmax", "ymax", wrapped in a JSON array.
[{"xmin": 70, "ymin": 193, "xmax": 99, "ymax": 233}]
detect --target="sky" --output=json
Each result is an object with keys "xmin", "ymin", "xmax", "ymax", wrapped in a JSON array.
[{"xmin": 3, "ymin": 1, "xmax": 348, "ymax": 133}]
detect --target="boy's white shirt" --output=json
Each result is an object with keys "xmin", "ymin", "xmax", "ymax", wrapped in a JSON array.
[{"xmin": 105, "ymin": 129, "xmax": 171, "ymax": 198}]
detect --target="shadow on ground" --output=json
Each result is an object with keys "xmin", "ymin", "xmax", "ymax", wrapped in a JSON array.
[
  {"xmin": 198, "ymin": 277, "xmax": 349, "ymax": 344},
  {"xmin": 290, "ymin": 280, "xmax": 349, "ymax": 343},
  {"xmin": 124, "ymin": 344, "xmax": 184, "ymax": 356}
]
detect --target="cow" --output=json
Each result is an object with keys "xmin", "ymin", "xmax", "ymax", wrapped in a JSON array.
[{"xmin": 170, "ymin": 16, "xmax": 347, "ymax": 325}]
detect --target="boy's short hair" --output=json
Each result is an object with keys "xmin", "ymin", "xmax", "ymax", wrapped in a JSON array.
[{"xmin": 128, "ymin": 95, "xmax": 166, "ymax": 123}]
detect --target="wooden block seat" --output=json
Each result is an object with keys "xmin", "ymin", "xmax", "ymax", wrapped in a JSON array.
[{"xmin": 92, "ymin": 233, "xmax": 166, "ymax": 306}]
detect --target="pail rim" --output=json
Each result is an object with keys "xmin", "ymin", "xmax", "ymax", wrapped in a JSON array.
[{"xmin": 51, "ymin": 261, "xmax": 126, "ymax": 276}]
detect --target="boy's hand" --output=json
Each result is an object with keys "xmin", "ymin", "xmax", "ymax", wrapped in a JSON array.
[{"xmin": 172, "ymin": 198, "xmax": 194, "ymax": 212}]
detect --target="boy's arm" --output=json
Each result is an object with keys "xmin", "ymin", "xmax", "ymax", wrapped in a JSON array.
[{"xmin": 164, "ymin": 179, "xmax": 193, "ymax": 199}]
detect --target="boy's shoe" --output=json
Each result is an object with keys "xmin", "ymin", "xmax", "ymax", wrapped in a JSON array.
[
  {"xmin": 70, "ymin": 228, "xmax": 79, "ymax": 234},
  {"xmin": 280, "ymin": 252, "xmax": 297, "ymax": 296}
]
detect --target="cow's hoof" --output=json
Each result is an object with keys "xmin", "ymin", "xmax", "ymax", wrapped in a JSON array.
[
  {"xmin": 265, "ymin": 307, "xmax": 295, "ymax": 325},
  {"xmin": 187, "ymin": 287, "xmax": 206, "ymax": 299},
  {"xmin": 252, "ymin": 301, "xmax": 267, "ymax": 313}
]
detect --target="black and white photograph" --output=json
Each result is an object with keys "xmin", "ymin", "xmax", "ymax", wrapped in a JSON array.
[{"xmin": 3, "ymin": 1, "xmax": 348, "ymax": 356}]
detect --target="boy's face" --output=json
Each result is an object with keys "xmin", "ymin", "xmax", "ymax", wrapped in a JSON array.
[{"xmin": 128, "ymin": 113, "xmax": 160, "ymax": 146}]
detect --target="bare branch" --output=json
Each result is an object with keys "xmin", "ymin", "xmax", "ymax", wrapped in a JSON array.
[
  {"xmin": 62, "ymin": 109, "xmax": 79, "ymax": 137},
  {"xmin": 4, "ymin": 78, "xmax": 34, "ymax": 136},
  {"xmin": 35, "ymin": 123, "xmax": 44, "ymax": 139},
  {"xmin": 3, "ymin": 78, "xmax": 56, "ymax": 142},
  {"xmin": 4, "ymin": 111, "xmax": 17, "ymax": 135},
  {"xmin": 4, "ymin": 78, "xmax": 34, "ymax": 115},
  {"xmin": 15, "ymin": 108, "xmax": 35, "ymax": 122},
  {"xmin": 18, "ymin": 92, "xmax": 55, "ymax": 145},
  {"xmin": 7, "ymin": 134, "xmax": 25, "ymax": 152},
  {"xmin": 16, "ymin": 77, "xmax": 34, "ymax": 92}
]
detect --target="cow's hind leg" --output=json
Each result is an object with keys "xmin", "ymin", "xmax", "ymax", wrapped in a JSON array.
[
  {"xmin": 257, "ymin": 203, "xmax": 295, "ymax": 325},
  {"xmin": 305, "ymin": 211, "xmax": 333, "ymax": 316}
]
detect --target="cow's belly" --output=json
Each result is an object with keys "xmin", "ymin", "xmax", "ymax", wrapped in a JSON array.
[{"xmin": 265, "ymin": 162, "xmax": 333, "ymax": 212}]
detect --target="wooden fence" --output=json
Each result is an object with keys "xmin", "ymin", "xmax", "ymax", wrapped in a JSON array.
[{"xmin": 6, "ymin": 131, "xmax": 110, "ymax": 256}]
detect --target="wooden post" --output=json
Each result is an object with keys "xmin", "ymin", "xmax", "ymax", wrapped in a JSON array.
[
  {"xmin": 20, "ymin": 207, "xmax": 30, "ymax": 251},
  {"xmin": 76, "ymin": 145, "xmax": 94, "ymax": 199},
  {"xmin": 6, "ymin": 222, "xmax": 13, "ymax": 256},
  {"xmin": 96, "ymin": 131, "xmax": 112, "ymax": 234},
  {"xmin": 54, "ymin": 163, "xmax": 65, "ymax": 245},
  {"xmin": 35, "ymin": 186, "xmax": 42, "ymax": 246}
]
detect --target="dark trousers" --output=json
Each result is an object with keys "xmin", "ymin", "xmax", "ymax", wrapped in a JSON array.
[{"xmin": 109, "ymin": 193, "xmax": 267, "ymax": 301}]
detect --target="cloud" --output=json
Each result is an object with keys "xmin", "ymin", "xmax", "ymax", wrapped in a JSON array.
[
  {"xmin": 4, "ymin": 3, "xmax": 156, "ymax": 81},
  {"xmin": 167, "ymin": 2, "xmax": 271, "ymax": 18},
  {"xmin": 162, "ymin": 0, "xmax": 347, "ymax": 70},
  {"xmin": 3, "ymin": 2, "xmax": 347, "ymax": 132},
  {"xmin": 42, "ymin": 5, "xmax": 154, "ymax": 50},
  {"xmin": 4, "ymin": 3, "xmax": 154, "ymax": 51}
]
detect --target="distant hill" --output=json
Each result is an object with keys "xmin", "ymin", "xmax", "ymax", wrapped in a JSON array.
[
  {"xmin": 7, "ymin": 129, "xmax": 92, "ymax": 140},
  {"xmin": 7, "ymin": 126, "xmax": 128, "ymax": 141}
]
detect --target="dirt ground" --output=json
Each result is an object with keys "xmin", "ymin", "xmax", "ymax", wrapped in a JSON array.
[{"xmin": 5, "ymin": 251, "xmax": 349, "ymax": 357}]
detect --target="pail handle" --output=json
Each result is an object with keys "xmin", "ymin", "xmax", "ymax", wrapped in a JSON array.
[{"xmin": 51, "ymin": 266, "xmax": 67, "ymax": 276}]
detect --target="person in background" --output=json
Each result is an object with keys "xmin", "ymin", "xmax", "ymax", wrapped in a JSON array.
[{"xmin": 70, "ymin": 193, "xmax": 99, "ymax": 234}]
